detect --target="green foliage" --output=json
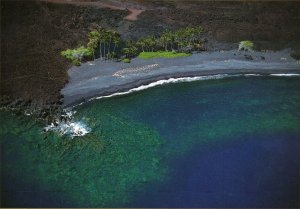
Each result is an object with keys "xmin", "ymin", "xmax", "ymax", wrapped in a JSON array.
[
  {"xmin": 62, "ymin": 28, "xmax": 122, "ymax": 65},
  {"xmin": 122, "ymin": 58, "xmax": 131, "ymax": 63},
  {"xmin": 60, "ymin": 49, "xmax": 75, "ymax": 60},
  {"xmin": 136, "ymin": 39, "xmax": 147, "ymax": 52},
  {"xmin": 61, "ymin": 26, "xmax": 204, "ymax": 65},
  {"xmin": 72, "ymin": 59, "xmax": 81, "ymax": 66},
  {"xmin": 138, "ymin": 51, "xmax": 191, "ymax": 59},
  {"xmin": 61, "ymin": 47, "xmax": 94, "ymax": 66},
  {"xmin": 77, "ymin": 46, "xmax": 94, "ymax": 58},
  {"xmin": 239, "ymin": 40, "xmax": 254, "ymax": 51},
  {"xmin": 141, "ymin": 35, "xmax": 157, "ymax": 52},
  {"xmin": 107, "ymin": 52, "xmax": 117, "ymax": 59},
  {"xmin": 87, "ymin": 28, "xmax": 122, "ymax": 60},
  {"xmin": 135, "ymin": 26, "xmax": 203, "ymax": 53},
  {"xmin": 87, "ymin": 30, "xmax": 101, "ymax": 49},
  {"xmin": 122, "ymin": 43, "xmax": 138, "ymax": 58}
]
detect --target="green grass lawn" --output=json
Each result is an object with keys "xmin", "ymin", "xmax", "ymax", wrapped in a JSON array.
[{"xmin": 138, "ymin": 51, "xmax": 191, "ymax": 59}]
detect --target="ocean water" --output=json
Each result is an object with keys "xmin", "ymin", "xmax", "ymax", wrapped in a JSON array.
[{"xmin": 1, "ymin": 76, "xmax": 300, "ymax": 207}]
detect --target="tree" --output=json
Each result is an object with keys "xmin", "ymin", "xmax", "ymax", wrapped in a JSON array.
[
  {"xmin": 87, "ymin": 28, "xmax": 122, "ymax": 60},
  {"xmin": 61, "ymin": 46, "xmax": 93, "ymax": 66},
  {"xmin": 106, "ymin": 29, "xmax": 118, "ymax": 58},
  {"xmin": 87, "ymin": 31, "xmax": 100, "ymax": 59},
  {"xmin": 61, "ymin": 26, "xmax": 204, "ymax": 66},
  {"xmin": 112, "ymin": 31, "xmax": 121, "ymax": 55},
  {"xmin": 122, "ymin": 44, "xmax": 138, "ymax": 58},
  {"xmin": 122, "ymin": 47, "xmax": 131, "ymax": 58},
  {"xmin": 238, "ymin": 40, "xmax": 254, "ymax": 51},
  {"xmin": 136, "ymin": 39, "xmax": 147, "ymax": 52},
  {"xmin": 166, "ymin": 30, "xmax": 175, "ymax": 51},
  {"xmin": 160, "ymin": 31, "xmax": 169, "ymax": 51},
  {"xmin": 143, "ymin": 35, "xmax": 157, "ymax": 52},
  {"xmin": 175, "ymin": 29, "xmax": 185, "ymax": 52}
]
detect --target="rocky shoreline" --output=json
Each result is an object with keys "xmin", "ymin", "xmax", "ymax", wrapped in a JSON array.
[
  {"xmin": 1, "ymin": 0, "xmax": 300, "ymax": 123},
  {"xmin": 2, "ymin": 48, "xmax": 299, "ymax": 124},
  {"xmin": 0, "ymin": 96, "xmax": 66, "ymax": 124}
]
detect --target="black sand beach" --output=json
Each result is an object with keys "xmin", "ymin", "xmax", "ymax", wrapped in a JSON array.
[{"xmin": 62, "ymin": 49, "xmax": 300, "ymax": 107}]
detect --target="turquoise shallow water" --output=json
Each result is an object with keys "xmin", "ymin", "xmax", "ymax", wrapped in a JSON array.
[{"xmin": 1, "ymin": 76, "xmax": 300, "ymax": 207}]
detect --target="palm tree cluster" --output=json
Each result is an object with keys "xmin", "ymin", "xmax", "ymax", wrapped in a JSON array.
[
  {"xmin": 61, "ymin": 26, "xmax": 204, "ymax": 65},
  {"xmin": 61, "ymin": 28, "xmax": 122, "ymax": 65},
  {"xmin": 87, "ymin": 28, "xmax": 121, "ymax": 60},
  {"xmin": 136, "ymin": 26, "xmax": 203, "ymax": 53}
]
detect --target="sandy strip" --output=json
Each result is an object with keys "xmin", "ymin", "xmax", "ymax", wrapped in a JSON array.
[
  {"xmin": 61, "ymin": 49, "xmax": 300, "ymax": 107},
  {"xmin": 124, "ymin": 8, "xmax": 144, "ymax": 21}
]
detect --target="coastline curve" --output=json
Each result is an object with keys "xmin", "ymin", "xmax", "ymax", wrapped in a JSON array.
[{"xmin": 62, "ymin": 50, "xmax": 300, "ymax": 108}]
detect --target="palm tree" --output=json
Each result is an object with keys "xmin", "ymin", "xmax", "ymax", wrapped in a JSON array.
[
  {"xmin": 149, "ymin": 35, "xmax": 157, "ymax": 52},
  {"xmin": 122, "ymin": 47, "xmax": 130, "ymax": 58},
  {"xmin": 106, "ymin": 29, "xmax": 117, "ymax": 58},
  {"xmin": 97, "ymin": 28, "xmax": 106, "ymax": 60},
  {"xmin": 112, "ymin": 31, "xmax": 121, "ymax": 55},
  {"xmin": 166, "ymin": 30, "xmax": 174, "ymax": 51},
  {"xmin": 122, "ymin": 46, "xmax": 137, "ymax": 58},
  {"xmin": 87, "ymin": 31, "xmax": 100, "ymax": 59},
  {"xmin": 143, "ymin": 35, "xmax": 157, "ymax": 52},
  {"xmin": 191, "ymin": 26, "xmax": 203, "ymax": 50},
  {"xmin": 103, "ymin": 30, "xmax": 108, "ymax": 60},
  {"xmin": 160, "ymin": 31, "xmax": 168, "ymax": 51},
  {"xmin": 137, "ymin": 39, "xmax": 146, "ymax": 52},
  {"xmin": 175, "ymin": 29, "xmax": 184, "ymax": 52}
]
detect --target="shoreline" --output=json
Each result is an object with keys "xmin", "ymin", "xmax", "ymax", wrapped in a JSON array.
[
  {"xmin": 64, "ymin": 71, "xmax": 300, "ymax": 109},
  {"xmin": 62, "ymin": 49, "xmax": 300, "ymax": 108}
]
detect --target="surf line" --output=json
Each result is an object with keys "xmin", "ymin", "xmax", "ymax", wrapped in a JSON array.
[{"xmin": 68, "ymin": 73, "xmax": 300, "ymax": 109}]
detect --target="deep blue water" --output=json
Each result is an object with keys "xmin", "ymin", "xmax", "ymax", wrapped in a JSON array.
[
  {"xmin": 1, "ymin": 76, "xmax": 300, "ymax": 207},
  {"xmin": 129, "ymin": 133, "xmax": 300, "ymax": 207}
]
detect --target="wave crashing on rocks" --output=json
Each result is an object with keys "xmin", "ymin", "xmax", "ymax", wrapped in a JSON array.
[{"xmin": 44, "ymin": 110, "xmax": 91, "ymax": 138}]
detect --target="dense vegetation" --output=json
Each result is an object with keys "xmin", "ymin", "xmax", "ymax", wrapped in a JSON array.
[
  {"xmin": 238, "ymin": 40, "xmax": 254, "ymax": 51},
  {"xmin": 61, "ymin": 47, "xmax": 94, "ymax": 66},
  {"xmin": 61, "ymin": 26, "xmax": 204, "ymax": 65}
]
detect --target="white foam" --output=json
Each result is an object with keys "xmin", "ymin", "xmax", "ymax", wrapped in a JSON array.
[
  {"xmin": 44, "ymin": 109, "xmax": 91, "ymax": 138},
  {"xmin": 70, "ymin": 73, "xmax": 300, "ymax": 108},
  {"xmin": 54, "ymin": 72, "xmax": 300, "ymax": 137},
  {"xmin": 244, "ymin": 74, "xmax": 262, "ymax": 76},
  {"xmin": 91, "ymin": 74, "xmax": 236, "ymax": 101},
  {"xmin": 270, "ymin": 74, "xmax": 300, "ymax": 77},
  {"xmin": 44, "ymin": 121, "xmax": 91, "ymax": 138}
]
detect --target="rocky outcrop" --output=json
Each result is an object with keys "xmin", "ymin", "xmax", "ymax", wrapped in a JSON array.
[{"xmin": 1, "ymin": 0, "xmax": 128, "ymax": 106}]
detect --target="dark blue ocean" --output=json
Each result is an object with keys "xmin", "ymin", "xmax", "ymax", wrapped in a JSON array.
[{"xmin": 1, "ymin": 76, "xmax": 300, "ymax": 207}]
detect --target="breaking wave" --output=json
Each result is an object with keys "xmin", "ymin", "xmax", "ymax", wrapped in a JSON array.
[
  {"xmin": 270, "ymin": 73, "xmax": 300, "ymax": 77},
  {"xmin": 73, "ymin": 73, "xmax": 300, "ymax": 106},
  {"xmin": 44, "ymin": 110, "xmax": 91, "ymax": 138},
  {"xmin": 92, "ymin": 74, "xmax": 239, "ymax": 101},
  {"xmin": 48, "ymin": 73, "xmax": 299, "ymax": 138}
]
